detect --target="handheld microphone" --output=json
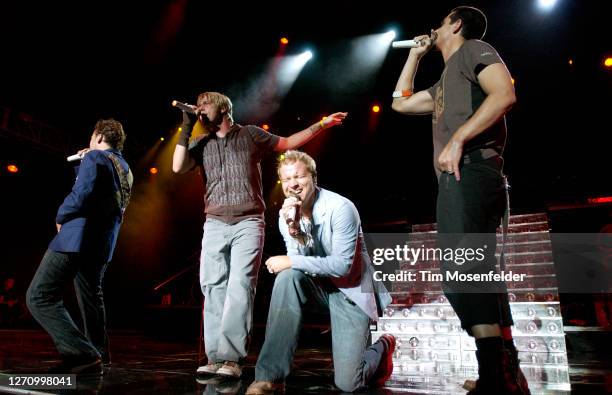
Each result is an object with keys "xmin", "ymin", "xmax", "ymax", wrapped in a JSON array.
[
  {"xmin": 171, "ymin": 100, "xmax": 196, "ymax": 114},
  {"xmin": 67, "ymin": 153, "xmax": 84, "ymax": 162},
  {"xmin": 391, "ymin": 40, "xmax": 419, "ymax": 48},
  {"xmin": 285, "ymin": 194, "xmax": 302, "ymax": 235}
]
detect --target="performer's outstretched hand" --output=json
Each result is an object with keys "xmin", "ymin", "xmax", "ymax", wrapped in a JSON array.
[{"xmin": 321, "ymin": 112, "xmax": 348, "ymax": 129}]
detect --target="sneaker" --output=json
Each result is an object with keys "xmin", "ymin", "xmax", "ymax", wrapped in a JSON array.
[
  {"xmin": 48, "ymin": 357, "xmax": 103, "ymax": 375},
  {"xmin": 216, "ymin": 361, "xmax": 242, "ymax": 378},
  {"xmin": 245, "ymin": 380, "xmax": 285, "ymax": 395},
  {"xmin": 216, "ymin": 379, "xmax": 243, "ymax": 394},
  {"xmin": 195, "ymin": 375, "xmax": 225, "ymax": 385},
  {"xmin": 370, "ymin": 334, "xmax": 396, "ymax": 387},
  {"xmin": 196, "ymin": 362, "xmax": 223, "ymax": 375}
]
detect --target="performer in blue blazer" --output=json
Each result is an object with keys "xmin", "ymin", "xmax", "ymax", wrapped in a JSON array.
[{"xmin": 27, "ymin": 119, "xmax": 133, "ymax": 374}]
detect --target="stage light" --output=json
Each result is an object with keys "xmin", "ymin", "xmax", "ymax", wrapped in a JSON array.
[
  {"xmin": 275, "ymin": 50, "xmax": 313, "ymax": 95},
  {"xmin": 605, "ymin": 57, "xmax": 612, "ymax": 67},
  {"xmin": 568, "ymin": 59, "xmax": 573, "ymax": 65},
  {"xmin": 178, "ymin": 127, "xmax": 182, "ymax": 132},
  {"xmin": 149, "ymin": 167, "xmax": 159, "ymax": 174},
  {"xmin": 336, "ymin": 32, "xmax": 395, "ymax": 97},
  {"xmin": 384, "ymin": 30, "xmax": 396, "ymax": 43},
  {"xmin": 588, "ymin": 196, "xmax": 612, "ymax": 204},
  {"xmin": 280, "ymin": 37, "xmax": 289, "ymax": 45},
  {"xmin": 7, "ymin": 164, "xmax": 19, "ymax": 173},
  {"xmin": 280, "ymin": 154, "xmax": 285, "ymax": 160},
  {"xmin": 511, "ymin": 78, "xmax": 515, "ymax": 85},
  {"xmin": 301, "ymin": 50, "xmax": 313, "ymax": 62},
  {"xmin": 537, "ymin": 0, "xmax": 557, "ymax": 11},
  {"xmin": 262, "ymin": 124, "xmax": 270, "ymax": 131},
  {"xmin": 160, "ymin": 137, "xmax": 165, "ymax": 141},
  {"xmin": 277, "ymin": 180, "xmax": 281, "ymax": 184},
  {"xmin": 372, "ymin": 105, "xmax": 381, "ymax": 113}
]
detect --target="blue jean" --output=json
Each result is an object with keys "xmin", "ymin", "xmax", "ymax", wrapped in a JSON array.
[
  {"xmin": 200, "ymin": 217, "xmax": 265, "ymax": 363},
  {"xmin": 26, "ymin": 250, "xmax": 108, "ymax": 361},
  {"xmin": 255, "ymin": 269, "xmax": 386, "ymax": 392}
]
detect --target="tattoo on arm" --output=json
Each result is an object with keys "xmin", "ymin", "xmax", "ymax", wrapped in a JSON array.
[{"xmin": 309, "ymin": 124, "xmax": 320, "ymax": 135}]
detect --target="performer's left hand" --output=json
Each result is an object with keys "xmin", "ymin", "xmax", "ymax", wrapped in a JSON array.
[
  {"xmin": 265, "ymin": 256, "xmax": 292, "ymax": 274},
  {"xmin": 437, "ymin": 136, "xmax": 463, "ymax": 181},
  {"xmin": 321, "ymin": 112, "xmax": 348, "ymax": 129}
]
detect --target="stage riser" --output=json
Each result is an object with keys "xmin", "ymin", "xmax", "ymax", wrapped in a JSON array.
[{"xmin": 373, "ymin": 213, "xmax": 572, "ymax": 392}]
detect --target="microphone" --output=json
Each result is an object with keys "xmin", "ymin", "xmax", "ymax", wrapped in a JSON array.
[
  {"xmin": 67, "ymin": 153, "xmax": 84, "ymax": 162},
  {"xmin": 171, "ymin": 100, "xmax": 196, "ymax": 114},
  {"xmin": 285, "ymin": 194, "xmax": 302, "ymax": 236},
  {"xmin": 391, "ymin": 40, "xmax": 419, "ymax": 48}
]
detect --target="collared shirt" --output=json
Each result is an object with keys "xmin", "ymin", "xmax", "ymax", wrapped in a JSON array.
[{"xmin": 279, "ymin": 187, "xmax": 391, "ymax": 320}]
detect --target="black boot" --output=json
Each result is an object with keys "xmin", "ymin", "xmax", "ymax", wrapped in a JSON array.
[
  {"xmin": 467, "ymin": 337, "xmax": 530, "ymax": 395},
  {"xmin": 503, "ymin": 340, "xmax": 530, "ymax": 395}
]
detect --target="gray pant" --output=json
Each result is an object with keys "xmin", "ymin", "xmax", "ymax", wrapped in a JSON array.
[
  {"xmin": 200, "ymin": 217, "xmax": 264, "ymax": 363},
  {"xmin": 26, "ymin": 250, "xmax": 108, "ymax": 361},
  {"xmin": 255, "ymin": 270, "xmax": 386, "ymax": 392}
]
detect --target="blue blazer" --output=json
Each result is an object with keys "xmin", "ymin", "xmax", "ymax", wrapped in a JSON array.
[
  {"xmin": 279, "ymin": 188, "xmax": 391, "ymax": 321},
  {"xmin": 48, "ymin": 149, "xmax": 130, "ymax": 263}
]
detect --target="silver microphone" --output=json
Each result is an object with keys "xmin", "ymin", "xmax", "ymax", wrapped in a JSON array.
[
  {"xmin": 285, "ymin": 194, "xmax": 302, "ymax": 236},
  {"xmin": 171, "ymin": 100, "xmax": 196, "ymax": 114},
  {"xmin": 391, "ymin": 40, "xmax": 419, "ymax": 48},
  {"xmin": 67, "ymin": 153, "xmax": 84, "ymax": 162}
]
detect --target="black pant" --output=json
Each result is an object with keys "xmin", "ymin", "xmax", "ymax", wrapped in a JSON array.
[
  {"xmin": 26, "ymin": 250, "xmax": 109, "ymax": 361},
  {"xmin": 436, "ymin": 156, "xmax": 513, "ymax": 335}
]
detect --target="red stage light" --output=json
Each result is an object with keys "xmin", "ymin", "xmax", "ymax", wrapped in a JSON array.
[
  {"xmin": 150, "ymin": 167, "xmax": 159, "ymax": 174},
  {"xmin": 372, "ymin": 105, "xmax": 380, "ymax": 113},
  {"xmin": 7, "ymin": 164, "xmax": 19, "ymax": 173},
  {"xmin": 588, "ymin": 196, "xmax": 612, "ymax": 204},
  {"xmin": 280, "ymin": 37, "xmax": 289, "ymax": 45},
  {"xmin": 262, "ymin": 124, "xmax": 270, "ymax": 131},
  {"xmin": 605, "ymin": 57, "xmax": 612, "ymax": 67}
]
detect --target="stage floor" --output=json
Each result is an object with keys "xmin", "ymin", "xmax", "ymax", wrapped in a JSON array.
[{"xmin": 0, "ymin": 329, "xmax": 610, "ymax": 394}]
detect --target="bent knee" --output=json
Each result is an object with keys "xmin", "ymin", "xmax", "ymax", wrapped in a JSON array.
[
  {"xmin": 25, "ymin": 285, "xmax": 41, "ymax": 310},
  {"xmin": 334, "ymin": 377, "xmax": 362, "ymax": 393},
  {"xmin": 274, "ymin": 269, "xmax": 306, "ymax": 287}
]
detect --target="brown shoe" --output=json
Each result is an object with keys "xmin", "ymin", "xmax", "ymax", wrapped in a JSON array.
[
  {"xmin": 245, "ymin": 380, "xmax": 285, "ymax": 395},
  {"xmin": 216, "ymin": 361, "xmax": 242, "ymax": 378},
  {"xmin": 196, "ymin": 362, "xmax": 223, "ymax": 375}
]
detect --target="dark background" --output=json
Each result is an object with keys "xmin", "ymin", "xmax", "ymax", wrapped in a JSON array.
[{"xmin": 1, "ymin": 0, "xmax": 610, "ymax": 329}]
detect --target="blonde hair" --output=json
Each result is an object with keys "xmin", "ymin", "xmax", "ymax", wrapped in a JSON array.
[
  {"xmin": 197, "ymin": 91, "xmax": 233, "ymax": 122},
  {"xmin": 277, "ymin": 150, "xmax": 317, "ymax": 185}
]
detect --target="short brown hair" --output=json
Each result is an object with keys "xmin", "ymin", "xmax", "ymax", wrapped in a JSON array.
[
  {"xmin": 277, "ymin": 150, "xmax": 317, "ymax": 185},
  {"xmin": 94, "ymin": 119, "xmax": 126, "ymax": 150}
]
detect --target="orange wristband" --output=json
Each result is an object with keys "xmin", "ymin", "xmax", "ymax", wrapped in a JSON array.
[{"xmin": 392, "ymin": 90, "xmax": 413, "ymax": 98}]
